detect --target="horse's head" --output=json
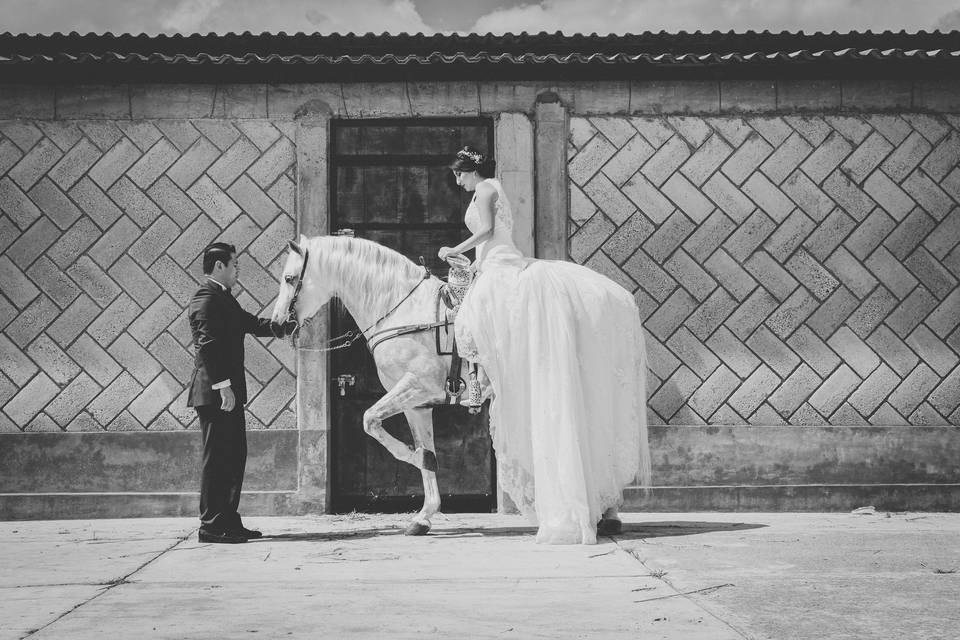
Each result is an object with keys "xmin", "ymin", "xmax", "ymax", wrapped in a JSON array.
[{"xmin": 271, "ymin": 235, "xmax": 330, "ymax": 330}]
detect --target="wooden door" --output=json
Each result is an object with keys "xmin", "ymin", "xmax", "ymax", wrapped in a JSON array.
[{"xmin": 329, "ymin": 119, "xmax": 495, "ymax": 513}]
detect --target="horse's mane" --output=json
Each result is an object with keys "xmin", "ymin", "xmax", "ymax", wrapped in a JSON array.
[{"xmin": 308, "ymin": 235, "xmax": 426, "ymax": 317}]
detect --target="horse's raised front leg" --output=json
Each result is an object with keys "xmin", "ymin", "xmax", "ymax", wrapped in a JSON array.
[
  {"xmin": 403, "ymin": 408, "xmax": 440, "ymax": 536},
  {"xmin": 362, "ymin": 372, "xmax": 437, "ymax": 471}
]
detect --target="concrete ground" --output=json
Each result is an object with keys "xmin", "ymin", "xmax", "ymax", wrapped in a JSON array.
[{"xmin": 2, "ymin": 512, "xmax": 958, "ymax": 640}]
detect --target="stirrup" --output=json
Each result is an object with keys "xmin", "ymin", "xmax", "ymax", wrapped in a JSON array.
[{"xmin": 464, "ymin": 367, "xmax": 483, "ymax": 413}]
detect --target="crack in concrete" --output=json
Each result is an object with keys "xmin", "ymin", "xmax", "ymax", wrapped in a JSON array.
[
  {"xmin": 609, "ymin": 536, "xmax": 756, "ymax": 640},
  {"xmin": 19, "ymin": 531, "xmax": 192, "ymax": 639}
]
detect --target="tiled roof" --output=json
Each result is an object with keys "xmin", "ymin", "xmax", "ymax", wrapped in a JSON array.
[{"xmin": 1, "ymin": 31, "xmax": 957, "ymax": 81}]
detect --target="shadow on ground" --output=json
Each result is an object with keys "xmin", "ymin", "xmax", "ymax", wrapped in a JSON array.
[{"xmin": 614, "ymin": 520, "xmax": 767, "ymax": 540}]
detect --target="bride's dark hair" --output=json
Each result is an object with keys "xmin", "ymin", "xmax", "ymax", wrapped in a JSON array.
[{"xmin": 451, "ymin": 145, "xmax": 496, "ymax": 178}]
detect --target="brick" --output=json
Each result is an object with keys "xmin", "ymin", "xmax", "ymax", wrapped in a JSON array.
[
  {"xmin": 168, "ymin": 308, "xmax": 192, "ymax": 348},
  {"xmin": 5, "ymin": 294, "xmax": 57, "ymax": 344},
  {"xmin": 187, "ymin": 176, "xmax": 241, "ymax": 229},
  {"xmin": 78, "ymin": 121, "xmax": 122, "ymax": 152},
  {"xmin": 841, "ymin": 132, "xmax": 893, "ymax": 184},
  {"xmin": 0, "ymin": 177, "xmax": 42, "ymax": 229},
  {"xmin": 769, "ymin": 363, "xmax": 821, "ymax": 417},
  {"xmin": 9, "ymin": 138, "xmax": 62, "ymax": 192},
  {"xmin": 645, "ymin": 288, "xmax": 698, "ymax": 341},
  {"xmin": 245, "ymin": 337, "xmax": 283, "ymax": 384},
  {"xmin": 107, "ymin": 333, "xmax": 163, "ymax": 385},
  {"xmin": 646, "ymin": 336, "xmax": 681, "ymax": 380},
  {"xmin": 760, "ymin": 132, "xmax": 813, "ymax": 185},
  {"xmin": 702, "ymin": 172, "xmax": 755, "ymax": 223},
  {"xmin": 128, "ymin": 293, "xmax": 181, "ymax": 347},
  {"xmin": 728, "ymin": 364, "xmax": 780, "ymax": 417},
  {"xmin": 107, "ymin": 255, "xmax": 161, "ymax": 308},
  {"xmin": 643, "ymin": 211, "xmax": 695, "ymax": 263},
  {"xmin": 87, "ymin": 371, "xmax": 142, "ymax": 425},
  {"xmin": 107, "ymin": 177, "xmax": 161, "ymax": 229},
  {"xmin": 69, "ymin": 177, "xmax": 123, "ymax": 230},
  {"xmin": 747, "ymin": 325, "xmax": 800, "ymax": 377},
  {"xmin": 165, "ymin": 136, "xmax": 219, "ymax": 190},
  {"xmin": 127, "ymin": 139, "xmax": 179, "ymax": 189},
  {"xmin": 237, "ymin": 121, "xmax": 282, "ymax": 152},
  {"xmin": 601, "ymin": 213, "xmax": 654, "ymax": 265},
  {"xmin": 25, "ymin": 257, "xmax": 79, "ymax": 309},
  {"xmin": 781, "ymin": 170, "xmax": 836, "ymax": 223},
  {"xmin": 6, "ymin": 218, "xmax": 58, "ymax": 269},
  {"xmin": 48, "ymin": 138, "xmax": 100, "ymax": 190},
  {"xmin": 805, "ymin": 210, "xmax": 857, "ymax": 262},
  {"xmin": 688, "ymin": 364, "xmax": 739, "ymax": 419},
  {"xmin": 622, "ymin": 172, "xmax": 676, "ymax": 225},
  {"xmin": 147, "ymin": 176, "xmax": 202, "ymax": 229},
  {"xmin": 845, "ymin": 209, "xmax": 895, "ymax": 260},
  {"xmin": 921, "ymin": 131, "xmax": 960, "ymax": 182},
  {"xmin": 704, "ymin": 249, "xmax": 757, "ymax": 301},
  {"xmin": 570, "ymin": 183, "xmax": 598, "ymax": 226},
  {"xmin": 867, "ymin": 325, "xmax": 920, "ymax": 378},
  {"xmin": 707, "ymin": 403, "xmax": 743, "ymax": 425},
  {"xmin": 25, "ymin": 334, "xmax": 78, "ymax": 385},
  {"xmin": 640, "ymin": 134, "xmax": 690, "ymax": 188},
  {"xmin": 106, "ymin": 410, "xmax": 145, "ymax": 432},
  {"xmin": 868, "ymin": 402, "xmax": 906, "ymax": 426},
  {"xmin": 848, "ymin": 363, "xmax": 900, "ymax": 416},
  {"xmin": 902, "ymin": 171, "xmax": 954, "ymax": 222},
  {"xmin": 906, "ymin": 325, "xmax": 959, "ymax": 377},
  {"xmin": 569, "ymin": 117, "xmax": 598, "ymax": 150},
  {"xmin": 924, "ymin": 209, "xmax": 960, "ymax": 260},
  {"xmin": 0, "ymin": 138, "xmax": 22, "ymax": 175},
  {"xmin": 684, "ymin": 287, "xmax": 737, "ymax": 341},
  {"xmin": 667, "ymin": 326, "xmax": 720, "ymax": 379},
  {"xmin": 649, "ymin": 365, "xmax": 701, "ymax": 421},
  {"xmin": 724, "ymin": 287, "xmax": 778, "ymax": 340},
  {"xmin": 680, "ymin": 133, "xmax": 731, "ymax": 187},
  {"xmin": 885, "ymin": 286, "xmax": 938, "ymax": 338},
  {"xmin": 47, "ymin": 218, "xmax": 99, "ymax": 269},
  {"xmin": 3, "ymin": 372, "xmax": 59, "ymax": 427},
  {"xmin": 150, "ymin": 256, "xmax": 201, "ymax": 305},
  {"xmin": 901, "ymin": 114, "xmax": 949, "ymax": 145},
  {"xmin": 927, "ymin": 289, "xmax": 960, "ymax": 338},
  {"xmin": 888, "ymin": 363, "xmax": 940, "ymax": 417},
  {"xmin": 45, "ymin": 373, "xmax": 100, "ymax": 427},
  {"xmin": 634, "ymin": 289, "xmax": 658, "ymax": 322},
  {"xmin": 155, "ymin": 120, "xmax": 201, "ymax": 152},
  {"xmin": 228, "ymin": 174, "xmax": 283, "ymax": 227},
  {"xmin": 664, "ymin": 249, "xmax": 716, "ymax": 301},
  {"xmin": 117, "ymin": 122, "xmax": 163, "ymax": 152},
  {"xmin": 27, "ymin": 178, "xmax": 82, "ymax": 230},
  {"xmin": 742, "ymin": 172, "xmax": 795, "ymax": 222},
  {"xmin": 88, "ymin": 137, "xmax": 140, "ymax": 190},
  {"xmin": 569, "ymin": 134, "xmax": 616, "ymax": 186},
  {"xmin": 88, "ymin": 293, "xmax": 141, "ymax": 346},
  {"xmin": 846, "ymin": 286, "xmax": 898, "ymax": 338},
  {"xmin": 904, "ymin": 248, "xmax": 957, "ymax": 300},
  {"xmin": 748, "ymin": 117, "xmax": 792, "ymax": 147},
  {"xmin": 821, "ymin": 170, "xmax": 876, "ymax": 222},
  {"xmin": 909, "ymin": 402, "xmax": 950, "ymax": 426},
  {"xmin": 247, "ymin": 137, "xmax": 295, "ymax": 188},
  {"xmin": 786, "ymin": 249, "xmax": 839, "ymax": 301},
  {"xmin": 723, "ymin": 211, "xmax": 775, "ymax": 262},
  {"xmin": 46, "ymin": 294, "xmax": 98, "ymax": 347},
  {"xmin": 766, "ymin": 287, "xmax": 818, "ymax": 339},
  {"xmin": 824, "ymin": 115, "xmax": 873, "ymax": 145},
  {"xmin": 0, "ymin": 121, "xmax": 42, "ymax": 151},
  {"xmin": 808, "ymin": 364, "xmax": 861, "ymax": 416},
  {"xmin": 128, "ymin": 215, "xmax": 180, "ymax": 268},
  {"xmin": 584, "ymin": 172, "xmax": 636, "ymax": 225},
  {"xmin": 784, "ymin": 115, "xmax": 831, "ymax": 146},
  {"xmin": 828, "ymin": 402, "xmax": 869, "ymax": 426},
  {"xmin": 584, "ymin": 252, "xmax": 635, "ymax": 293},
  {"xmin": 928, "ymin": 366, "xmax": 960, "ymax": 417},
  {"xmin": 721, "ymin": 131, "xmax": 773, "ymax": 186},
  {"xmin": 745, "ymin": 251, "xmax": 798, "ymax": 302},
  {"xmin": 863, "ymin": 171, "xmax": 916, "ymax": 222},
  {"xmin": 0, "ymin": 256, "xmax": 39, "ymax": 310},
  {"xmin": 67, "ymin": 256, "xmax": 121, "ymax": 307},
  {"xmin": 661, "ymin": 173, "xmax": 714, "ymax": 223},
  {"xmin": 207, "ymin": 137, "xmax": 259, "ymax": 189},
  {"xmin": 865, "ymin": 246, "xmax": 918, "ymax": 299},
  {"xmin": 707, "ymin": 326, "xmax": 761, "ymax": 377},
  {"xmin": 866, "ymin": 115, "xmax": 911, "ymax": 146},
  {"xmin": 87, "ymin": 216, "xmax": 140, "ymax": 270},
  {"xmin": 806, "ymin": 285, "xmax": 858, "ymax": 339},
  {"xmin": 600, "ymin": 133, "xmax": 652, "ymax": 188},
  {"xmin": 682, "ymin": 210, "xmax": 736, "ymax": 261},
  {"xmin": 667, "ymin": 117, "xmax": 710, "ymax": 147},
  {"xmin": 827, "ymin": 326, "xmax": 880, "ymax": 377},
  {"xmin": 825, "ymin": 246, "xmax": 878, "ymax": 299},
  {"xmin": 882, "ymin": 131, "xmax": 932, "ymax": 182},
  {"xmin": 0, "ymin": 333, "xmax": 38, "ymax": 385},
  {"xmin": 799, "ymin": 133, "xmax": 850, "ymax": 186},
  {"xmin": 763, "ymin": 209, "xmax": 816, "ymax": 262},
  {"xmin": 570, "ymin": 212, "xmax": 615, "ymax": 263},
  {"xmin": 149, "ymin": 332, "xmax": 195, "ymax": 384}
]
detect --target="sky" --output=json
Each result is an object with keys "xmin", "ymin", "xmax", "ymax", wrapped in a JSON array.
[{"xmin": 0, "ymin": 0, "xmax": 958, "ymax": 35}]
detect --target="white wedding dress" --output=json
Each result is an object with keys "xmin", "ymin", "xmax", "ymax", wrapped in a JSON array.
[{"xmin": 455, "ymin": 178, "xmax": 651, "ymax": 545}]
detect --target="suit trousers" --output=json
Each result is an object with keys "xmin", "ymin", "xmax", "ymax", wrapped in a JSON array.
[{"xmin": 195, "ymin": 405, "xmax": 247, "ymax": 531}]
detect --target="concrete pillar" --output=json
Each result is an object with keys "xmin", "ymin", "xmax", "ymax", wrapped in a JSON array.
[
  {"xmin": 495, "ymin": 113, "xmax": 535, "ymax": 257},
  {"xmin": 292, "ymin": 100, "xmax": 332, "ymax": 512},
  {"xmin": 534, "ymin": 92, "xmax": 569, "ymax": 260}
]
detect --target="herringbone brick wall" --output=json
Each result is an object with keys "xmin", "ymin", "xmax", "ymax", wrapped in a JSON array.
[
  {"xmin": 569, "ymin": 113, "xmax": 960, "ymax": 426},
  {"xmin": 0, "ymin": 119, "xmax": 297, "ymax": 432}
]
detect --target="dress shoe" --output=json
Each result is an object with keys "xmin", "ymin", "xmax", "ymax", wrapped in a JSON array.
[
  {"xmin": 198, "ymin": 528, "xmax": 247, "ymax": 544},
  {"xmin": 235, "ymin": 526, "xmax": 263, "ymax": 539}
]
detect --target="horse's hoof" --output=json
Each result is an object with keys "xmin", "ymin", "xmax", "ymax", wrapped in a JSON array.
[
  {"xmin": 403, "ymin": 521, "xmax": 431, "ymax": 536},
  {"xmin": 597, "ymin": 518, "xmax": 623, "ymax": 536}
]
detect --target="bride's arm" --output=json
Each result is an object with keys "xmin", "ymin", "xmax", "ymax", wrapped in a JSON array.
[{"xmin": 439, "ymin": 182, "xmax": 497, "ymax": 259}]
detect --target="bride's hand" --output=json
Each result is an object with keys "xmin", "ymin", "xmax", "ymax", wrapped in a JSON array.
[{"xmin": 438, "ymin": 247, "xmax": 453, "ymax": 261}]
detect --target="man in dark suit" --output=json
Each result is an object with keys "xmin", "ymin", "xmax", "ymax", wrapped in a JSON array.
[{"xmin": 187, "ymin": 242, "xmax": 295, "ymax": 544}]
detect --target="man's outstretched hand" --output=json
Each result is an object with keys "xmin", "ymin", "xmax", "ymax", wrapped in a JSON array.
[{"xmin": 220, "ymin": 386, "xmax": 236, "ymax": 412}]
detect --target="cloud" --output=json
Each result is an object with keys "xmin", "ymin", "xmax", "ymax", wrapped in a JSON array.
[
  {"xmin": 935, "ymin": 8, "xmax": 960, "ymax": 30},
  {"xmin": 469, "ymin": 0, "xmax": 960, "ymax": 35},
  {"xmin": 161, "ymin": 0, "xmax": 224, "ymax": 33}
]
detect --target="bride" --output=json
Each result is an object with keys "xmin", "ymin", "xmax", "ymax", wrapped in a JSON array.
[{"xmin": 438, "ymin": 146, "xmax": 651, "ymax": 544}]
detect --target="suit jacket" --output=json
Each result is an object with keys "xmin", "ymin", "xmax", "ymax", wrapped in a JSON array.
[{"xmin": 187, "ymin": 280, "xmax": 282, "ymax": 407}]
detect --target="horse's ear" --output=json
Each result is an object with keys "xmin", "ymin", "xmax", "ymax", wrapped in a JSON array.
[{"xmin": 288, "ymin": 240, "xmax": 303, "ymax": 256}]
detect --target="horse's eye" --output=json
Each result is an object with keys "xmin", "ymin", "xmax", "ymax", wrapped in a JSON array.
[{"xmin": 284, "ymin": 274, "xmax": 296, "ymax": 285}]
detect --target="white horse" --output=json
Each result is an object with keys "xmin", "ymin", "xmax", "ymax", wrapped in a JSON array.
[{"xmin": 271, "ymin": 234, "xmax": 624, "ymax": 536}]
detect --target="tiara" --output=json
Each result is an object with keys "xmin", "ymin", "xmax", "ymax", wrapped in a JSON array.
[{"xmin": 457, "ymin": 148, "xmax": 484, "ymax": 165}]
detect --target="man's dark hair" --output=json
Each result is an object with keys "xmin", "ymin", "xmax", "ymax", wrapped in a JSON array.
[{"xmin": 202, "ymin": 242, "xmax": 236, "ymax": 275}]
